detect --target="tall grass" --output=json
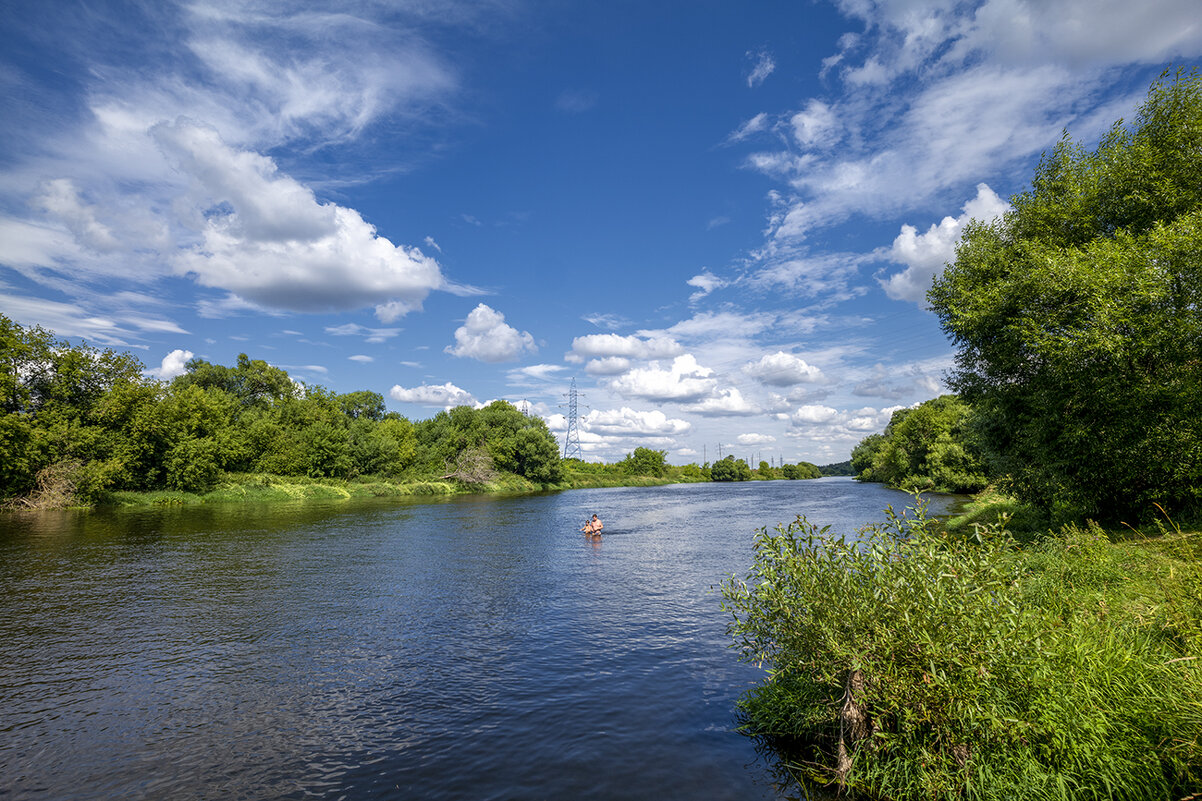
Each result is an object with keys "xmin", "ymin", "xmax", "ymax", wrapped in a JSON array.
[{"xmin": 721, "ymin": 499, "xmax": 1202, "ymax": 800}]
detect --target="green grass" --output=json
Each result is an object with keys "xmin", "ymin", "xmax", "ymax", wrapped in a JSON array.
[{"xmin": 722, "ymin": 497, "xmax": 1202, "ymax": 800}]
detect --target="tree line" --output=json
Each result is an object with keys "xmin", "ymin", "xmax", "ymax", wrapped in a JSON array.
[
  {"xmin": 853, "ymin": 68, "xmax": 1202, "ymax": 524},
  {"xmin": 0, "ymin": 318, "xmax": 838, "ymax": 507},
  {"xmin": 0, "ymin": 320, "xmax": 563, "ymax": 505}
]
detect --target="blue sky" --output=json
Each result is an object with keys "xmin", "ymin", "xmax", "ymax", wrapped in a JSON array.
[{"xmin": 2, "ymin": 0, "xmax": 1200, "ymax": 465}]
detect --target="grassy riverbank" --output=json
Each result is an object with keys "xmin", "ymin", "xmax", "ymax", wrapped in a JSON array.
[
  {"xmin": 89, "ymin": 468, "xmax": 706, "ymax": 508},
  {"xmin": 722, "ymin": 494, "xmax": 1202, "ymax": 800}
]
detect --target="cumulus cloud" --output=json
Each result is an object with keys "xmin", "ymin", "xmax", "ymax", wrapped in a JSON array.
[
  {"xmin": 152, "ymin": 119, "xmax": 445, "ymax": 319},
  {"xmin": 585, "ymin": 357, "xmax": 632, "ymax": 376},
  {"xmin": 738, "ymin": 433, "xmax": 777, "ymax": 446},
  {"xmin": 683, "ymin": 387, "xmax": 758, "ymax": 416},
  {"xmin": 792, "ymin": 404, "xmax": 840, "ymax": 424},
  {"xmin": 584, "ymin": 407, "xmax": 692, "ymax": 437},
  {"xmin": 744, "ymin": 352, "xmax": 824, "ymax": 386},
  {"xmin": 567, "ymin": 333, "xmax": 683, "ymax": 363},
  {"xmin": 147, "ymin": 348, "xmax": 194, "ymax": 380},
  {"xmin": 608, "ymin": 354, "xmax": 717, "ymax": 402},
  {"xmin": 445, "ymin": 303, "xmax": 536, "ymax": 362},
  {"xmin": 880, "ymin": 183, "xmax": 1010, "ymax": 303},
  {"xmin": 389, "ymin": 381, "xmax": 477, "ymax": 407}
]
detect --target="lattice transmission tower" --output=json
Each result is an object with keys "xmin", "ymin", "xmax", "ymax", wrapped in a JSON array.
[{"xmin": 561, "ymin": 377, "xmax": 584, "ymax": 459}]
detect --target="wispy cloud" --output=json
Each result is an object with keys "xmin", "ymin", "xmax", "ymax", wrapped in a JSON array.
[{"xmin": 746, "ymin": 48, "xmax": 776, "ymax": 88}]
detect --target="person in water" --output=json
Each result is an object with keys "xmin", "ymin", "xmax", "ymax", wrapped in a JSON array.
[{"xmin": 582, "ymin": 514, "xmax": 603, "ymax": 537}]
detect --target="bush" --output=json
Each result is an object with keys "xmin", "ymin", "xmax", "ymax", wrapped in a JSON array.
[
  {"xmin": 721, "ymin": 499, "xmax": 1202, "ymax": 799},
  {"xmin": 166, "ymin": 437, "xmax": 221, "ymax": 493}
]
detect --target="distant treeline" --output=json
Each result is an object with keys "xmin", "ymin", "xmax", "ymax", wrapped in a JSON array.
[
  {"xmin": 0, "ymin": 316, "xmax": 835, "ymax": 507},
  {"xmin": 0, "ymin": 316, "xmax": 563, "ymax": 506}
]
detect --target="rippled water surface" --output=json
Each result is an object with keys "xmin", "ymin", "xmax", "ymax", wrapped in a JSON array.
[{"xmin": 0, "ymin": 478, "xmax": 963, "ymax": 800}]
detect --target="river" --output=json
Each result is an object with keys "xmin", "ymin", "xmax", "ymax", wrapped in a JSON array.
[{"xmin": 0, "ymin": 478, "xmax": 964, "ymax": 800}]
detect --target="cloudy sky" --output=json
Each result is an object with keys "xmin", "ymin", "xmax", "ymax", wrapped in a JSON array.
[{"xmin": 2, "ymin": 0, "xmax": 1199, "ymax": 465}]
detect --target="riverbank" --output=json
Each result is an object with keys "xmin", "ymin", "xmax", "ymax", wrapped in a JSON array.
[
  {"xmin": 75, "ymin": 470, "xmax": 705, "ymax": 509},
  {"xmin": 723, "ymin": 494, "xmax": 1202, "ymax": 800}
]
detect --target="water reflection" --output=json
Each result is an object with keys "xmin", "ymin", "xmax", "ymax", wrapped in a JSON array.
[{"xmin": 0, "ymin": 479, "xmax": 963, "ymax": 800}]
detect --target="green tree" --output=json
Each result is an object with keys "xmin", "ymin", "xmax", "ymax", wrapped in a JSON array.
[
  {"xmin": 621, "ymin": 446, "xmax": 667, "ymax": 477},
  {"xmin": 851, "ymin": 433, "xmax": 887, "ymax": 482},
  {"xmin": 929, "ymin": 69, "xmax": 1202, "ymax": 520},
  {"xmin": 711, "ymin": 455, "xmax": 752, "ymax": 482},
  {"xmin": 866, "ymin": 396, "xmax": 988, "ymax": 494},
  {"xmin": 174, "ymin": 353, "xmax": 296, "ymax": 408}
]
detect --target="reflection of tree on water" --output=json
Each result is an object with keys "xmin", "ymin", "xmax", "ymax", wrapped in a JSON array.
[{"xmin": 741, "ymin": 724, "xmax": 843, "ymax": 801}]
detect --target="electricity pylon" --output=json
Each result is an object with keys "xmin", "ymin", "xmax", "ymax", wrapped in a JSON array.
[{"xmin": 561, "ymin": 377, "xmax": 584, "ymax": 459}]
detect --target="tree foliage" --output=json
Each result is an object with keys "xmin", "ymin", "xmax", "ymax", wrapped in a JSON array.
[
  {"xmin": 620, "ymin": 446, "xmax": 667, "ymax": 477},
  {"xmin": 0, "ymin": 321, "xmax": 564, "ymax": 505},
  {"xmin": 852, "ymin": 396, "xmax": 989, "ymax": 494},
  {"xmin": 711, "ymin": 455, "xmax": 753, "ymax": 482},
  {"xmin": 929, "ymin": 69, "xmax": 1202, "ymax": 521}
]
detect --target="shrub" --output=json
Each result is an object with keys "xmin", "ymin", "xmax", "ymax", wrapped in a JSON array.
[{"xmin": 721, "ymin": 499, "xmax": 1202, "ymax": 799}]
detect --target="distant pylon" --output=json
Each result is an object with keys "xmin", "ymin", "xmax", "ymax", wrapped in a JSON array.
[{"xmin": 562, "ymin": 377, "xmax": 584, "ymax": 459}]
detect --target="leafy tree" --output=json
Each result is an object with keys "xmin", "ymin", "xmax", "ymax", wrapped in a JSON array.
[
  {"xmin": 711, "ymin": 455, "xmax": 752, "ymax": 482},
  {"xmin": 338, "ymin": 390, "xmax": 386, "ymax": 421},
  {"xmin": 621, "ymin": 446, "xmax": 667, "ymax": 477},
  {"xmin": 929, "ymin": 69, "xmax": 1202, "ymax": 520},
  {"xmin": 851, "ymin": 434, "xmax": 887, "ymax": 481},
  {"xmin": 174, "ymin": 353, "xmax": 296, "ymax": 407}
]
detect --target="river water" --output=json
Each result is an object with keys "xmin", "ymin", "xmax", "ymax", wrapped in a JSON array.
[{"xmin": 0, "ymin": 478, "xmax": 963, "ymax": 800}]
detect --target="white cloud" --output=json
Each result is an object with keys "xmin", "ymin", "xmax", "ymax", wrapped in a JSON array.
[
  {"xmin": 33, "ymin": 180, "xmax": 121, "ymax": 253},
  {"xmin": 747, "ymin": 49, "xmax": 776, "ymax": 88},
  {"xmin": 727, "ymin": 113, "xmax": 770, "ymax": 143},
  {"xmin": 682, "ymin": 387, "xmax": 758, "ymax": 416},
  {"xmin": 584, "ymin": 407, "xmax": 692, "ymax": 437},
  {"xmin": 790, "ymin": 100, "xmax": 840, "ymax": 148},
  {"xmin": 686, "ymin": 270, "xmax": 726, "ymax": 302},
  {"xmin": 567, "ymin": 333, "xmax": 683, "ymax": 363},
  {"xmin": 152, "ymin": 119, "xmax": 446, "ymax": 319},
  {"xmin": 609, "ymin": 354, "xmax": 717, "ymax": 402},
  {"xmin": 147, "ymin": 349, "xmax": 194, "ymax": 380},
  {"xmin": 744, "ymin": 352, "xmax": 824, "ymax": 386},
  {"xmin": 739, "ymin": 0, "xmax": 1202, "ymax": 246},
  {"xmin": 880, "ymin": 183, "xmax": 1010, "ymax": 303},
  {"xmin": 792, "ymin": 404, "xmax": 840, "ymax": 424},
  {"xmin": 585, "ymin": 357, "xmax": 632, "ymax": 376},
  {"xmin": 445, "ymin": 303, "xmax": 536, "ymax": 362},
  {"xmin": 349, "ymin": 354, "xmax": 373, "ymax": 363},
  {"xmin": 508, "ymin": 364, "xmax": 566, "ymax": 382},
  {"xmin": 660, "ymin": 311, "xmax": 775, "ymax": 340},
  {"xmin": 325, "ymin": 323, "xmax": 402, "ymax": 342},
  {"xmin": 738, "ymin": 433, "xmax": 777, "ymax": 446},
  {"xmin": 389, "ymin": 381, "xmax": 477, "ymax": 407}
]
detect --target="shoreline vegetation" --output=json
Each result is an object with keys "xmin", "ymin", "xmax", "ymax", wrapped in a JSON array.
[
  {"xmin": 723, "ymin": 70, "xmax": 1202, "ymax": 800},
  {"xmin": 4, "ymin": 461, "xmax": 855, "ymax": 512},
  {"xmin": 0, "ymin": 312, "xmax": 847, "ymax": 513}
]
